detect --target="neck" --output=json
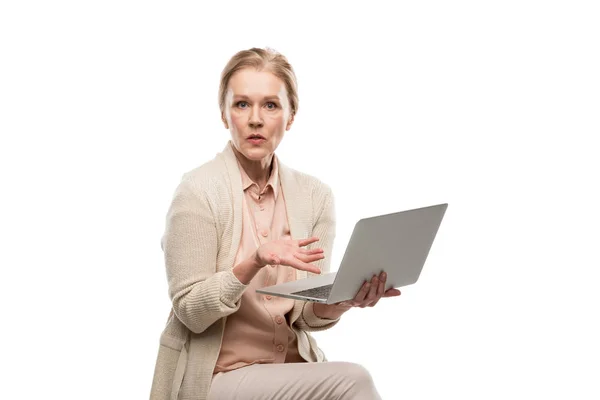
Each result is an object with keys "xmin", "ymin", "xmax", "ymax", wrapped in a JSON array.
[{"xmin": 232, "ymin": 145, "xmax": 273, "ymax": 189}]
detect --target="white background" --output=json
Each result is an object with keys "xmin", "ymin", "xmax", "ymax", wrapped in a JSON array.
[{"xmin": 1, "ymin": 1, "xmax": 599, "ymax": 399}]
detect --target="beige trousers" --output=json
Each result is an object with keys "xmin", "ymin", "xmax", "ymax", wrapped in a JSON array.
[{"xmin": 207, "ymin": 361, "xmax": 382, "ymax": 400}]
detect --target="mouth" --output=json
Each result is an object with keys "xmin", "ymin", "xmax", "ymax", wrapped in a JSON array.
[
  {"xmin": 247, "ymin": 134, "xmax": 266, "ymax": 140},
  {"xmin": 247, "ymin": 134, "xmax": 266, "ymax": 145}
]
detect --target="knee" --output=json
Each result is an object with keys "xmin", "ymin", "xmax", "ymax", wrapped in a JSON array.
[
  {"xmin": 341, "ymin": 362, "xmax": 374, "ymax": 384},
  {"xmin": 335, "ymin": 362, "xmax": 380, "ymax": 399}
]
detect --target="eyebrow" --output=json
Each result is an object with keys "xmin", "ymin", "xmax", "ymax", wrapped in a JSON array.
[{"xmin": 233, "ymin": 95, "xmax": 281, "ymax": 101}]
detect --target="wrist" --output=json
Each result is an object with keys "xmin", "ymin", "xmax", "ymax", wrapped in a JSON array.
[
  {"xmin": 233, "ymin": 253, "xmax": 265, "ymax": 285},
  {"xmin": 251, "ymin": 250, "xmax": 266, "ymax": 270},
  {"xmin": 313, "ymin": 303, "xmax": 348, "ymax": 320}
]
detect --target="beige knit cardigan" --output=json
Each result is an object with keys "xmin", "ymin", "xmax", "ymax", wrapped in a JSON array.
[{"xmin": 150, "ymin": 142, "xmax": 340, "ymax": 400}]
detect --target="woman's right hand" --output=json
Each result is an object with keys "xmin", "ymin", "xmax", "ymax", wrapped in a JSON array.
[{"xmin": 253, "ymin": 236, "xmax": 324, "ymax": 275}]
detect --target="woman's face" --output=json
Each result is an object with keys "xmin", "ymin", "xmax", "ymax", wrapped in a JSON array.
[{"xmin": 222, "ymin": 68, "xmax": 294, "ymax": 162}]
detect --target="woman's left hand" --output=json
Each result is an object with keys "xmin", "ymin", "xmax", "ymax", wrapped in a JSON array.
[
  {"xmin": 313, "ymin": 271, "xmax": 401, "ymax": 319},
  {"xmin": 339, "ymin": 271, "xmax": 401, "ymax": 308}
]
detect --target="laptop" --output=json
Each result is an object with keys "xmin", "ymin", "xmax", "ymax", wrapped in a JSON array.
[{"xmin": 256, "ymin": 203, "xmax": 448, "ymax": 304}]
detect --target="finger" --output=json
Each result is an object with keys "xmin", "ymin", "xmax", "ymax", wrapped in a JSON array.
[
  {"xmin": 297, "ymin": 237, "xmax": 320, "ymax": 247},
  {"xmin": 297, "ymin": 262, "xmax": 322, "ymax": 274},
  {"xmin": 383, "ymin": 289, "xmax": 402, "ymax": 297},
  {"xmin": 294, "ymin": 252, "xmax": 325, "ymax": 264},
  {"xmin": 377, "ymin": 272, "xmax": 386, "ymax": 297},
  {"xmin": 369, "ymin": 272, "xmax": 386, "ymax": 307},
  {"xmin": 364, "ymin": 275, "xmax": 379, "ymax": 306},
  {"xmin": 296, "ymin": 248, "xmax": 324, "ymax": 255},
  {"xmin": 353, "ymin": 281, "xmax": 371, "ymax": 304},
  {"xmin": 282, "ymin": 257, "xmax": 321, "ymax": 274}
]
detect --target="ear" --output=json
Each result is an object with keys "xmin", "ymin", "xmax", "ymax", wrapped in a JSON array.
[
  {"xmin": 285, "ymin": 112, "xmax": 295, "ymax": 131},
  {"xmin": 221, "ymin": 112, "xmax": 229, "ymax": 129}
]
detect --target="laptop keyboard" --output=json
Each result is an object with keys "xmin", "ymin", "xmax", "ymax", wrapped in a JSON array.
[{"xmin": 291, "ymin": 284, "xmax": 333, "ymax": 300}]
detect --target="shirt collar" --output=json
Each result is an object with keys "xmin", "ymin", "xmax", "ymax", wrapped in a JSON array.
[{"xmin": 236, "ymin": 150, "xmax": 280, "ymax": 199}]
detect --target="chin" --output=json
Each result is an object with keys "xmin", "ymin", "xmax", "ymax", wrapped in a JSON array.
[{"xmin": 239, "ymin": 145, "xmax": 270, "ymax": 160}]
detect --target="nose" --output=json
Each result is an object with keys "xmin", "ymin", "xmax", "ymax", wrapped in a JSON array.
[{"xmin": 249, "ymin": 106, "xmax": 264, "ymax": 129}]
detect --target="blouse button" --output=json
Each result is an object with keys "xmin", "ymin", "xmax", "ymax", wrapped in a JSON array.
[
  {"xmin": 261, "ymin": 229, "xmax": 269, "ymax": 237},
  {"xmin": 276, "ymin": 344, "xmax": 285, "ymax": 352},
  {"xmin": 265, "ymin": 295, "xmax": 272, "ymax": 300},
  {"xmin": 275, "ymin": 315, "xmax": 284, "ymax": 325}
]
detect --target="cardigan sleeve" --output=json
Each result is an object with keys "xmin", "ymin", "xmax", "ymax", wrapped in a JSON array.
[
  {"xmin": 293, "ymin": 185, "xmax": 342, "ymax": 332},
  {"xmin": 162, "ymin": 177, "xmax": 247, "ymax": 334}
]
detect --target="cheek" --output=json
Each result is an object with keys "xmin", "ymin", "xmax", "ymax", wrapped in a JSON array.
[
  {"xmin": 230, "ymin": 113, "xmax": 246, "ymax": 130},
  {"xmin": 265, "ymin": 113, "xmax": 285, "ymax": 126}
]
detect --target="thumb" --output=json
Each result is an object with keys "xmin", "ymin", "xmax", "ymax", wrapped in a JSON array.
[{"xmin": 269, "ymin": 252, "xmax": 281, "ymax": 265}]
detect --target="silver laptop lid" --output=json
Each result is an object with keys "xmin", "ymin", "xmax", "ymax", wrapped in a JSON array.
[{"xmin": 327, "ymin": 203, "xmax": 448, "ymax": 304}]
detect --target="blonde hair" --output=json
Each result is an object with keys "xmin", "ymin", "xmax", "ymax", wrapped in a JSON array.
[{"xmin": 218, "ymin": 47, "xmax": 299, "ymax": 117}]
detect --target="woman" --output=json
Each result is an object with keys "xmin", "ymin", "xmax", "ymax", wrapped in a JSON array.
[{"xmin": 150, "ymin": 47, "xmax": 401, "ymax": 400}]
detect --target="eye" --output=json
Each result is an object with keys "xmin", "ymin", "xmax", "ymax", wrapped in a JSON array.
[
  {"xmin": 265, "ymin": 102, "xmax": 278, "ymax": 110},
  {"xmin": 236, "ymin": 101, "xmax": 249, "ymax": 109}
]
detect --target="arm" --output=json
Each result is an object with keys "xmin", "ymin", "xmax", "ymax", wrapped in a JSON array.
[
  {"xmin": 293, "ymin": 185, "xmax": 343, "ymax": 331},
  {"xmin": 163, "ymin": 177, "xmax": 247, "ymax": 334}
]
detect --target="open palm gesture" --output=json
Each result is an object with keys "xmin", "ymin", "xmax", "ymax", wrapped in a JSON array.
[{"xmin": 254, "ymin": 236, "xmax": 324, "ymax": 274}]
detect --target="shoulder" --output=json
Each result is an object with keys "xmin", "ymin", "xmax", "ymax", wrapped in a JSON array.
[
  {"xmin": 176, "ymin": 155, "xmax": 230, "ymax": 199},
  {"xmin": 282, "ymin": 163, "xmax": 333, "ymax": 199},
  {"xmin": 280, "ymin": 163, "xmax": 335, "ymax": 223}
]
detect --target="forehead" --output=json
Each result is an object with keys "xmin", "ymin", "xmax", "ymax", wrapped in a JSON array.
[{"xmin": 228, "ymin": 68, "xmax": 287, "ymax": 99}]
